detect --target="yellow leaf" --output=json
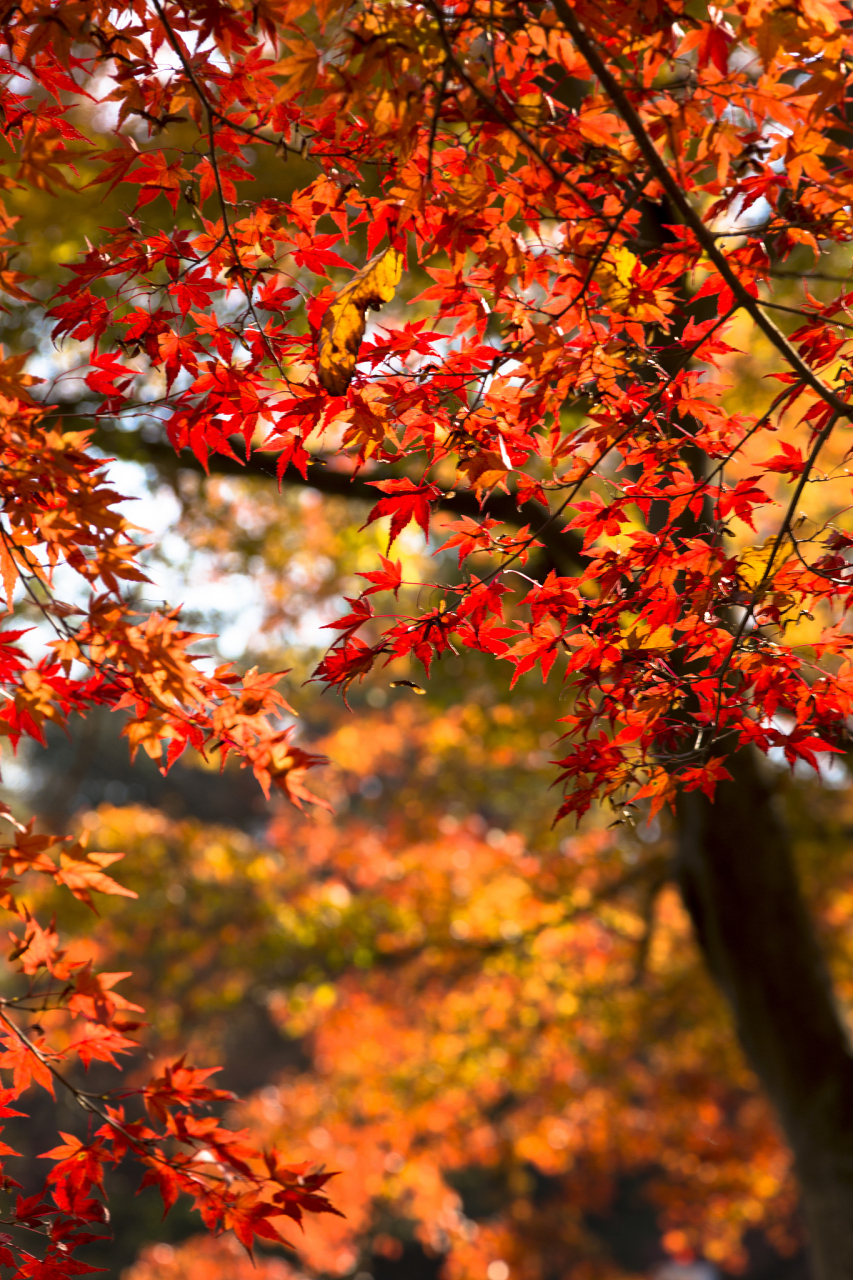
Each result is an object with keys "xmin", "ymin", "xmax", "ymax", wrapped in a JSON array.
[
  {"xmin": 737, "ymin": 541, "xmax": 784, "ymax": 592},
  {"xmin": 317, "ymin": 248, "xmax": 404, "ymax": 396},
  {"xmin": 595, "ymin": 246, "xmax": 674, "ymax": 321},
  {"xmin": 619, "ymin": 617, "xmax": 675, "ymax": 651}
]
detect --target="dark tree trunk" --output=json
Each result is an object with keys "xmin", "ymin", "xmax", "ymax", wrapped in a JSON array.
[{"xmin": 676, "ymin": 752, "xmax": 853, "ymax": 1278}]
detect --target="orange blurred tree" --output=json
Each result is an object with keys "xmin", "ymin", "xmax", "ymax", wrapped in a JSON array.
[
  {"xmin": 48, "ymin": 711, "xmax": 853, "ymax": 1280},
  {"xmin": 4, "ymin": 0, "xmax": 853, "ymax": 1276}
]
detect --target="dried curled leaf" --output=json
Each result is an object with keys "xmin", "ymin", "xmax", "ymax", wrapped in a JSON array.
[{"xmin": 317, "ymin": 248, "xmax": 404, "ymax": 396}]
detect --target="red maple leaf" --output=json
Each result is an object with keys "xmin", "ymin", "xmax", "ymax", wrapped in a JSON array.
[{"xmin": 364, "ymin": 479, "xmax": 441, "ymax": 549}]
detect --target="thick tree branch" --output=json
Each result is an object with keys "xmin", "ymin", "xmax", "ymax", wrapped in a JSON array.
[{"xmin": 92, "ymin": 425, "xmax": 585, "ymax": 576}]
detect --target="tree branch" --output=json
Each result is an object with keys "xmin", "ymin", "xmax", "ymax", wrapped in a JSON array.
[
  {"xmin": 553, "ymin": 0, "xmax": 853, "ymax": 423},
  {"xmin": 92, "ymin": 425, "xmax": 586, "ymax": 576}
]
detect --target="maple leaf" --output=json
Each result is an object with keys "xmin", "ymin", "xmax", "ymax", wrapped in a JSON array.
[
  {"xmin": 55, "ymin": 846, "xmax": 137, "ymax": 911},
  {"xmin": 364, "ymin": 479, "xmax": 441, "ymax": 549},
  {"xmin": 67, "ymin": 967, "xmax": 143, "ymax": 1024},
  {"xmin": 317, "ymin": 248, "xmax": 404, "ymax": 396},
  {"xmin": 0, "ymin": 1035, "xmax": 55, "ymax": 1097},
  {"xmin": 267, "ymin": 431, "xmax": 310, "ymax": 482},
  {"xmin": 311, "ymin": 636, "xmax": 383, "ymax": 705},
  {"xmin": 250, "ymin": 732, "xmax": 331, "ymax": 811},
  {"xmin": 761, "ymin": 442, "xmax": 806, "ymax": 477},
  {"xmin": 272, "ymin": 38, "xmax": 322, "ymax": 101},
  {"xmin": 323, "ymin": 596, "xmax": 375, "ymax": 636},
  {"xmin": 437, "ymin": 516, "xmax": 501, "ymax": 566},
  {"xmin": 0, "ymin": 1089, "xmax": 25, "ymax": 1119},
  {"xmin": 143, "ymin": 1059, "xmax": 234, "ymax": 1126},
  {"xmin": 358, "ymin": 555, "xmax": 403, "ymax": 597},
  {"xmin": 9, "ymin": 913, "xmax": 64, "ymax": 976},
  {"xmin": 679, "ymin": 758, "xmax": 735, "ymax": 799},
  {"xmin": 69, "ymin": 1024, "xmax": 138, "ymax": 1069},
  {"xmin": 0, "ymin": 1129, "xmax": 21, "ymax": 1159},
  {"xmin": 40, "ymin": 1133, "xmax": 109, "ymax": 1185},
  {"xmin": 131, "ymin": 152, "xmax": 191, "ymax": 212}
]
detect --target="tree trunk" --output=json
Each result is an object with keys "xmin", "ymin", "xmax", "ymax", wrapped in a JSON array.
[{"xmin": 676, "ymin": 752, "xmax": 853, "ymax": 1278}]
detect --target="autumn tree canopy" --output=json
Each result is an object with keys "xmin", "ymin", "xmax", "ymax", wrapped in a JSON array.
[{"xmin": 2, "ymin": 0, "xmax": 853, "ymax": 1276}]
